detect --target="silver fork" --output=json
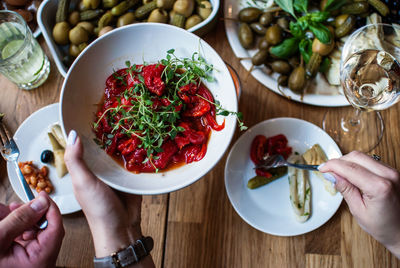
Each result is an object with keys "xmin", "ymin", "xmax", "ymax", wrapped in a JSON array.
[
  {"xmin": 0, "ymin": 116, "xmax": 48, "ymax": 229},
  {"xmin": 255, "ymin": 154, "xmax": 320, "ymax": 171}
]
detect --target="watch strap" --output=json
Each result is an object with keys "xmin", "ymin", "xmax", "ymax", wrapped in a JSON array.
[{"xmin": 94, "ymin": 236, "xmax": 154, "ymax": 268}]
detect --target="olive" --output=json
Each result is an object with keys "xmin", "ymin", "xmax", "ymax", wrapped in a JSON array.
[
  {"xmin": 341, "ymin": 2, "xmax": 369, "ymax": 15},
  {"xmin": 257, "ymin": 38, "xmax": 269, "ymax": 50},
  {"xmin": 238, "ymin": 23, "xmax": 253, "ymax": 49},
  {"xmin": 147, "ymin": 8, "xmax": 168, "ymax": 23},
  {"xmin": 143, "ymin": 0, "xmax": 152, "ymax": 3},
  {"xmin": 265, "ymin": 24, "xmax": 282, "ymax": 46},
  {"xmin": 197, "ymin": 1, "xmax": 212, "ymax": 20},
  {"xmin": 335, "ymin": 15, "xmax": 356, "ymax": 38},
  {"xmin": 259, "ymin": 12, "xmax": 273, "ymax": 26},
  {"xmin": 250, "ymin": 22, "xmax": 267, "ymax": 35},
  {"xmin": 251, "ymin": 49, "xmax": 268, "ymax": 66},
  {"xmin": 41, "ymin": 150, "xmax": 54, "ymax": 164},
  {"xmin": 334, "ymin": 14, "xmax": 349, "ymax": 28},
  {"xmin": 79, "ymin": 1, "xmax": 89, "ymax": 11},
  {"xmin": 69, "ymin": 44, "xmax": 81, "ymax": 57},
  {"xmin": 83, "ymin": 0, "xmax": 101, "ymax": 9},
  {"xmin": 98, "ymin": 25, "xmax": 114, "ymax": 36},
  {"xmin": 117, "ymin": 12, "xmax": 135, "ymax": 27},
  {"xmin": 288, "ymin": 57, "xmax": 300, "ymax": 68},
  {"xmin": 157, "ymin": 0, "xmax": 175, "ymax": 10},
  {"xmin": 270, "ymin": 60, "xmax": 291, "ymax": 74},
  {"xmin": 238, "ymin": 7, "xmax": 262, "ymax": 23},
  {"xmin": 288, "ymin": 66, "xmax": 306, "ymax": 93},
  {"xmin": 278, "ymin": 75, "xmax": 288, "ymax": 87},
  {"xmin": 173, "ymin": 0, "xmax": 195, "ymax": 18},
  {"xmin": 69, "ymin": 26, "xmax": 89, "ymax": 45},
  {"xmin": 169, "ymin": 10, "xmax": 177, "ymax": 24},
  {"xmin": 68, "ymin": 11, "xmax": 80, "ymax": 26},
  {"xmin": 76, "ymin": 21, "xmax": 95, "ymax": 35},
  {"xmin": 277, "ymin": 17, "xmax": 289, "ymax": 30},
  {"xmin": 53, "ymin": 22, "xmax": 71, "ymax": 45},
  {"xmin": 103, "ymin": 0, "xmax": 119, "ymax": 8},
  {"xmin": 185, "ymin": 14, "xmax": 202, "ymax": 29},
  {"xmin": 312, "ymin": 38, "xmax": 334, "ymax": 56}
]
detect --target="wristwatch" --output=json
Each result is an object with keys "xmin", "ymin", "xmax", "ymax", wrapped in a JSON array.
[{"xmin": 93, "ymin": 236, "xmax": 154, "ymax": 268}]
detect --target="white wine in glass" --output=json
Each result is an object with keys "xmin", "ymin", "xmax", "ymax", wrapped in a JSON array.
[{"xmin": 323, "ymin": 24, "xmax": 400, "ymax": 153}]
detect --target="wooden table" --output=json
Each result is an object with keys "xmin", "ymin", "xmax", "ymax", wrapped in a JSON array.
[{"xmin": 1, "ymin": 18, "xmax": 400, "ymax": 268}]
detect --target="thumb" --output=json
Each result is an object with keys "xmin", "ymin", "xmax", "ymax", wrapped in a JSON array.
[
  {"xmin": 0, "ymin": 193, "xmax": 49, "ymax": 251},
  {"xmin": 64, "ymin": 130, "xmax": 98, "ymax": 191}
]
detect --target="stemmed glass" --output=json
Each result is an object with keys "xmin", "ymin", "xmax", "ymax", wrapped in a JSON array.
[{"xmin": 323, "ymin": 23, "xmax": 400, "ymax": 153}]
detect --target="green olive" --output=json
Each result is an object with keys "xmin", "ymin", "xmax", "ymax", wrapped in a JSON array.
[
  {"xmin": 156, "ymin": 0, "xmax": 175, "ymax": 10},
  {"xmin": 238, "ymin": 7, "xmax": 262, "ymax": 23},
  {"xmin": 288, "ymin": 57, "xmax": 300, "ymax": 68},
  {"xmin": 83, "ymin": 0, "xmax": 100, "ymax": 9},
  {"xmin": 312, "ymin": 38, "xmax": 334, "ymax": 56},
  {"xmin": 69, "ymin": 26, "xmax": 89, "ymax": 45},
  {"xmin": 259, "ymin": 12, "xmax": 273, "ymax": 26},
  {"xmin": 250, "ymin": 22, "xmax": 267, "ymax": 35},
  {"xmin": 148, "ymin": 8, "xmax": 168, "ymax": 23},
  {"xmin": 117, "ymin": 12, "xmax": 135, "ymax": 27},
  {"xmin": 98, "ymin": 11, "xmax": 114, "ymax": 29},
  {"xmin": 197, "ymin": 1, "xmax": 212, "ymax": 20},
  {"xmin": 98, "ymin": 25, "xmax": 114, "ymax": 36},
  {"xmin": 68, "ymin": 11, "xmax": 80, "ymax": 26},
  {"xmin": 334, "ymin": 14, "xmax": 349, "ymax": 28},
  {"xmin": 69, "ymin": 44, "xmax": 81, "ymax": 57},
  {"xmin": 288, "ymin": 66, "xmax": 306, "ymax": 93},
  {"xmin": 265, "ymin": 24, "xmax": 282, "ymax": 45},
  {"xmin": 173, "ymin": 0, "xmax": 194, "ymax": 18},
  {"xmin": 257, "ymin": 38, "xmax": 269, "ymax": 50},
  {"xmin": 277, "ymin": 17, "xmax": 289, "ymax": 30},
  {"xmin": 251, "ymin": 49, "xmax": 268, "ymax": 66},
  {"xmin": 53, "ymin": 22, "xmax": 71, "ymax": 45},
  {"xmin": 79, "ymin": 1, "xmax": 89, "ymax": 11},
  {"xmin": 76, "ymin": 21, "xmax": 95, "ymax": 35},
  {"xmin": 278, "ymin": 75, "xmax": 288, "ymax": 87},
  {"xmin": 270, "ymin": 60, "xmax": 291, "ymax": 74},
  {"xmin": 238, "ymin": 23, "xmax": 253, "ymax": 49},
  {"xmin": 185, "ymin": 14, "xmax": 202, "ymax": 29}
]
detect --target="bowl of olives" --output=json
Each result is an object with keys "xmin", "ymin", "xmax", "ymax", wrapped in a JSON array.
[{"xmin": 37, "ymin": 0, "xmax": 219, "ymax": 77}]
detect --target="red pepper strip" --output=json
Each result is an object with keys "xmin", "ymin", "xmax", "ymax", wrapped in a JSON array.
[
  {"xmin": 255, "ymin": 168, "xmax": 272, "ymax": 178},
  {"xmin": 204, "ymin": 113, "xmax": 225, "ymax": 131},
  {"xmin": 250, "ymin": 135, "xmax": 267, "ymax": 165}
]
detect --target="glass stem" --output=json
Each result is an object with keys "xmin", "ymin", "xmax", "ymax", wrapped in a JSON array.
[{"xmin": 349, "ymin": 108, "xmax": 362, "ymax": 126}]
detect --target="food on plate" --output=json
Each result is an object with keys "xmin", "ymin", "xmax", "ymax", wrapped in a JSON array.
[
  {"xmin": 303, "ymin": 143, "xmax": 336, "ymax": 195},
  {"xmin": 51, "ymin": 124, "xmax": 67, "ymax": 148},
  {"xmin": 247, "ymin": 134, "xmax": 292, "ymax": 188},
  {"xmin": 47, "ymin": 124, "xmax": 68, "ymax": 178},
  {"xmin": 288, "ymin": 154, "xmax": 311, "ymax": 222},
  {"xmin": 1, "ymin": 0, "xmax": 42, "ymax": 33},
  {"xmin": 235, "ymin": 0, "xmax": 394, "ymax": 97},
  {"xmin": 19, "ymin": 161, "xmax": 53, "ymax": 194},
  {"xmin": 40, "ymin": 149, "xmax": 54, "ymax": 163},
  {"xmin": 51, "ymin": 0, "xmax": 214, "ymax": 66},
  {"xmin": 93, "ymin": 50, "xmax": 243, "ymax": 173}
]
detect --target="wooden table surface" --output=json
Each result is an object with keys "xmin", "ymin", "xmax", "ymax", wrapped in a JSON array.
[{"xmin": 1, "ymin": 14, "xmax": 400, "ymax": 268}]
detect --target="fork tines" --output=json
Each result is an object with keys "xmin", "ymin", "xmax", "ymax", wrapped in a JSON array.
[{"xmin": 0, "ymin": 118, "xmax": 11, "ymax": 148}]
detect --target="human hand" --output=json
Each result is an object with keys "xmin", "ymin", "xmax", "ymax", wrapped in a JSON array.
[
  {"xmin": 64, "ymin": 130, "xmax": 145, "ymax": 258},
  {"xmin": 319, "ymin": 151, "xmax": 400, "ymax": 258},
  {"xmin": 0, "ymin": 192, "xmax": 65, "ymax": 268}
]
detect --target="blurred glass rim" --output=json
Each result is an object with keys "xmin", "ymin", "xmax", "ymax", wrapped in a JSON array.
[
  {"xmin": 341, "ymin": 23, "xmax": 400, "ymax": 68},
  {"xmin": 0, "ymin": 10, "xmax": 31, "ymax": 65}
]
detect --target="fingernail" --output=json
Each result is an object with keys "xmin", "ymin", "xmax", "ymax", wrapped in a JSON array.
[
  {"xmin": 67, "ymin": 130, "xmax": 77, "ymax": 146},
  {"xmin": 317, "ymin": 163, "xmax": 325, "ymax": 170},
  {"xmin": 323, "ymin": 172, "xmax": 337, "ymax": 184},
  {"xmin": 30, "ymin": 196, "xmax": 49, "ymax": 212}
]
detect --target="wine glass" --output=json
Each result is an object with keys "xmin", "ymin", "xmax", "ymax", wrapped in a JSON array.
[{"xmin": 323, "ymin": 23, "xmax": 400, "ymax": 153}]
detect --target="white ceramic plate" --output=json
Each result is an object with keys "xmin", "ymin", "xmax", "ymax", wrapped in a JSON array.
[
  {"xmin": 225, "ymin": 118, "xmax": 343, "ymax": 236},
  {"xmin": 60, "ymin": 23, "xmax": 237, "ymax": 195},
  {"xmin": 224, "ymin": 0, "xmax": 349, "ymax": 107},
  {"xmin": 7, "ymin": 103, "xmax": 81, "ymax": 215}
]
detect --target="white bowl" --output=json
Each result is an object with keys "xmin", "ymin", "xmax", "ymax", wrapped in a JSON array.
[
  {"xmin": 60, "ymin": 23, "xmax": 237, "ymax": 195},
  {"xmin": 37, "ymin": 0, "xmax": 219, "ymax": 77}
]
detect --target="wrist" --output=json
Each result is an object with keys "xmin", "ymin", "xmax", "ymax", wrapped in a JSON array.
[{"xmin": 90, "ymin": 224, "xmax": 142, "ymax": 258}]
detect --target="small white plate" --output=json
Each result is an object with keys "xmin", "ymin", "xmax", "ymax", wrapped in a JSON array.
[
  {"xmin": 223, "ymin": 0, "xmax": 349, "ymax": 107},
  {"xmin": 7, "ymin": 103, "xmax": 81, "ymax": 215},
  {"xmin": 224, "ymin": 118, "xmax": 343, "ymax": 236}
]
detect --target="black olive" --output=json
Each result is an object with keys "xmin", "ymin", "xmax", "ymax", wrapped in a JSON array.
[{"xmin": 41, "ymin": 150, "xmax": 54, "ymax": 163}]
